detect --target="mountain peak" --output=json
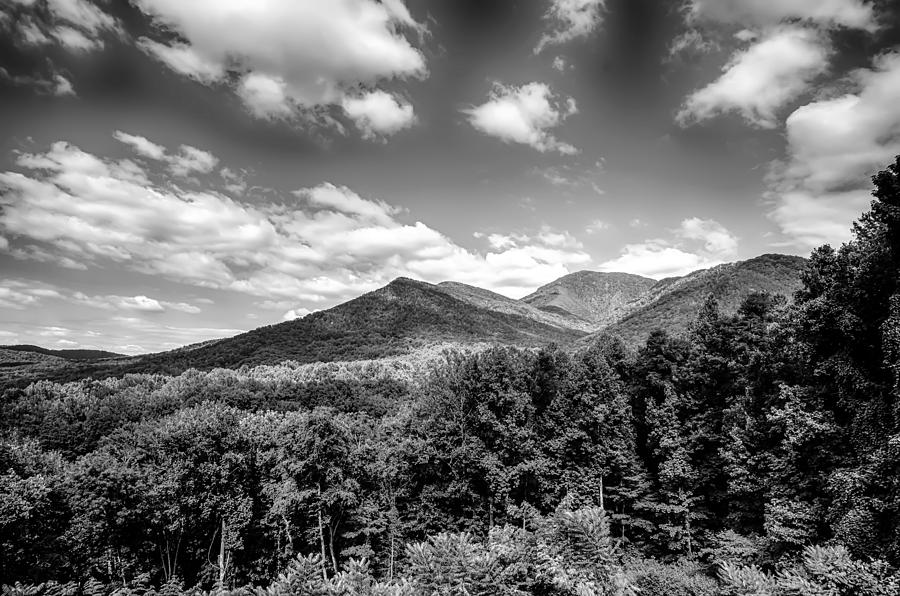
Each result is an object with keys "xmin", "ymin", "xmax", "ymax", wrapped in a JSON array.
[{"xmin": 522, "ymin": 269, "xmax": 656, "ymax": 327}]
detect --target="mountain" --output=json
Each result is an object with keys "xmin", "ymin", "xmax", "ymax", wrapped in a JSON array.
[
  {"xmin": 437, "ymin": 281, "xmax": 595, "ymax": 332},
  {"xmin": 6, "ymin": 254, "xmax": 808, "ymax": 384},
  {"xmin": 521, "ymin": 271, "xmax": 656, "ymax": 327},
  {"xmin": 594, "ymin": 254, "xmax": 808, "ymax": 345},
  {"xmin": 1, "ymin": 344, "xmax": 124, "ymax": 360},
  {"xmin": 51, "ymin": 277, "xmax": 587, "ymax": 379}
]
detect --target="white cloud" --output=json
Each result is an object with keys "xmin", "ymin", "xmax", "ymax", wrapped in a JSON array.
[
  {"xmin": 463, "ymin": 82, "xmax": 579, "ymax": 155},
  {"xmin": 599, "ymin": 242, "xmax": 723, "ymax": 278},
  {"xmin": 668, "ymin": 29, "xmax": 718, "ymax": 60},
  {"xmin": 131, "ymin": 0, "xmax": 426, "ymax": 123},
  {"xmin": 585, "ymin": 219, "xmax": 610, "ymax": 234},
  {"xmin": 686, "ymin": 0, "xmax": 877, "ymax": 31},
  {"xmin": 599, "ymin": 217, "xmax": 738, "ymax": 278},
  {"xmin": 51, "ymin": 25, "xmax": 102, "ymax": 51},
  {"xmin": 536, "ymin": 0, "xmax": 606, "ymax": 54},
  {"xmin": 767, "ymin": 52, "xmax": 900, "ymax": 248},
  {"xmin": 47, "ymin": 0, "xmax": 118, "ymax": 34},
  {"xmin": 677, "ymin": 217, "xmax": 739, "ymax": 256},
  {"xmin": 342, "ymin": 90, "xmax": 417, "ymax": 139},
  {"xmin": 169, "ymin": 145, "xmax": 219, "ymax": 177},
  {"xmin": 677, "ymin": 26, "xmax": 830, "ymax": 129},
  {"xmin": 296, "ymin": 182, "xmax": 398, "ymax": 225},
  {"xmin": 114, "ymin": 131, "xmax": 167, "ymax": 160},
  {"xmin": 137, "ymin": 39, "xmax": 225, "ymax": 85},
  {"xmin": 0, "ymin": 138, "xmax": 593, "ymax": 302},
  {"xmin": 237, "ymin": 72, "xmax": 293, "ymax": 120},
  {"xmin": 283, "ymin": 308, "xmax": 312, "ymax": 321},
  {"xmin": 0, "ymin": 279, "xmax": 204, "ymax": 315},
  {"xmin": 552, "ymin": 57, "xmax": 568, "ymax": 71},
  {"xmin": 113, "ymin": 131, "xmax": 219, "ymax": 177},
  {"xmin": 52, "ymin": 74, "xmax": 75, "ymax": 96}
]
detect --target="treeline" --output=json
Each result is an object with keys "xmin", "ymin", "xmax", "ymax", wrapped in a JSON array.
[{"xmin": 2, "ymin": 157, "xmax": 900, "ymax": 595}]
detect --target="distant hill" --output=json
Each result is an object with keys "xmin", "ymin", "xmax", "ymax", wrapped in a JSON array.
[
  {"xmin": 3, "ymin": 255, "xmax": 809, "ymax": 384},
  {"xmin": 522, "ymin": 271, "xmax": 656, "ymax": 327},
  {"xmin": 50, "ymin": 277, "xmax": 587, "ymax": 378},
  {"xmin": 595, "ymin": 254, "xmax": 808, "ymax": 345},
  {"xmin": 1, "ymin": 344, "xmax": 124, "ymax": 360},
  {"xmin": 437, "ymin": 281, "xmax": 595, "ymax": 332}
]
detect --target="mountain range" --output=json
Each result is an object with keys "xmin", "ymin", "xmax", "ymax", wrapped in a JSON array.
[{"xmin": 1, "ymin": 253, "xmax": 807, "ymax": 382}]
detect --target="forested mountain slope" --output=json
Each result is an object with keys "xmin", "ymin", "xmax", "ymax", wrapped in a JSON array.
[
  {"xmin": 1, "ymin": 344, "xmax": 124, "ymax": 360},
  {"xmin": 51, "ymin": 277, "xmax": 587, "ymax": 379},
  {"xmin": 437, "ymin": 280, "xmax": 596, "ymax": 331},
  {"xmin": 521, "ymin": 270, "xmax": 656, "ymax": 326},
  {"xmin": 597, "ymin": 253, "xmax": 807, "ymax": 344}
]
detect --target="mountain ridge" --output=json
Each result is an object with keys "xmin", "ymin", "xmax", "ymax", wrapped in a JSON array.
[
  {"xmin": 3, "ymin": 254, "xmax": 808, "ymax": 383},
  {"xmin": 522, "ymin": 270, "xmax": 657, "ymax": 327}
]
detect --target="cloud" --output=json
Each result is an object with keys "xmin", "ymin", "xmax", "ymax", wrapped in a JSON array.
[
  {"xmin": 0, "ymin": 137, "xmax": 593, "ymax": 302},
  {"xmin": 463, "ymin": 82, "xmax": 579, "ymax": 155},
  {"xmin": 47, "ymin": 0, "xmax": 117, "ymax": 34},
  {"xmin": 51, "ymin": 25, "xmax": 101, "ymax": 51},
  {"xmin": 113, "ymin": 131, "xmax": 219, "ymax": 176},
  {"xmin": 585, "ymin": 219, "xmax": 610, "ymax": 234},
  {"xmin": 169, "ymin": 146, "xmax": 218, "ymax": 176},
  {"xmin": 0, "ymin": 279, "xmax": 204, "ymax": 314},
  {"xmin": 668, "ymin": 29, "xmax": 718, "ymax": 60},
  {"xmin": 113, "ymin": 131, "xmax": 167, "ymax": 160},
  {"xmin": 685, "ymin": 0, "xmax": 877, "ymax": 31},
  {"xmin": 283, "ymin": 308, "xmax": 312, "ymax": 321},
  {"xmin": 295, "ymin": 182, "xmax": 398, "ymax": 225},
  {"xmin": 342, "ymin": 90, "xmax": 417, "ymax": 139},
  {"xmin": 136, "ymin": 39, "xmax": 225, "ymax": 85},
  {"xmin": 52, "ymin": 74, "xmax": 74, "ymax": 96},
  {"xmin": 766, "ymin": 52, "xmax": 900, "ymax": 248},
  {"xmin": 677, "ymin": 26, "xmax": 830, "ymax": 129},
  {"xmin": 678, "ymin": 217, "xmax": 739, "ymax": 256},
  {"xmin": 132, "ymin": 0, "xmax": 426, "ymax": 127},
  {"xmin": 599, "ymin": 217, "xmax": 738, "ymax": 278},
  {"xmin": 536, "ymin": 0, "xmax": 606, "ymax": 54},
  {"xmin": 4, "ymin": 0, "xmax": 119, "ymax": 52}
]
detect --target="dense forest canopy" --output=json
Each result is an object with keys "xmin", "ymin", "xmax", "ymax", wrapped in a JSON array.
[{"xmin": 3, "ymin": 156, "xmax": 900, "ymax": 595}]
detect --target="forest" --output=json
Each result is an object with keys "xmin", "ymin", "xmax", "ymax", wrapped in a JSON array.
[{"xmin": 2, "ymin": 156, "xmax": 900, "ymax": 595}]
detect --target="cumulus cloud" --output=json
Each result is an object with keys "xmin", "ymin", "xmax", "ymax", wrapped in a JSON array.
[
  {"xmin": 536, "ymin": 0, "xmax": 606, "ymax": 54},
  {"xmin": 767, "ymin": 52, "xmax": 900, "ymax": 248},
  {"xmin": 678, "ymin": 217, "xmax": 739, "ymax": 256},
  {"xmin": 685, "ymin": 0, "xmax": 877, "ymax": 31},
  {"xmin": 3, "ymin": 0, "xmax": 119, "ymax": 55},
  {"xmin": 342, "ymin": 90, "xmax": 417, "ymax": 139},
  {"xmin": 463, "ymin": 82, "xmax": 579, "ymax": 155},
  {"xmin": 677, "ymin": 26, "xmax": 830, "ymax": 128},
  {"xmin": 136, "ymin": 39, "xmax": 225, "ymax": 85},
  {"xmin": 283, "ymin": 308, "xmax": 312, "ymax": 321},
  {"xmin": 0, "ymin": 136, "xmax": 594, "ymax": 303},
  {"xmin": 131, "ymin": 0, "xmax": 426, "ymax": 130},
  {"xmin": 599, "ymin": 217, "xmax": 738, "ymax": 278},
  {"xmin": 113, "ymin": 131, "xmax": 219, "ymax": 177},
  {"xmin": 113, "ymin": 131, "xmax": 167, "ymax": 160}
]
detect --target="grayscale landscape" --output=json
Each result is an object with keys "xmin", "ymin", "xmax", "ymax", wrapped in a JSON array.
[{"xmin": 2, "ymin": 1, "xmax": 900, "ymax": 595}]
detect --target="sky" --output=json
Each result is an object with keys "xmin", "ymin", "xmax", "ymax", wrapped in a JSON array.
[{"xmin": 1, "ymin": 0, "xmax": 899, "ymax": 354}]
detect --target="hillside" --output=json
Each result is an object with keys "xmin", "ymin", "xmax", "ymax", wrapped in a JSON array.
[
  {"xmin": 437, "ymin": 281, "xmax": 595, "ymax": 332},
  {"xmin": 597, "ymin": 253, "xmax": 807, "ymax": 344},
  {"xmin": 45, "ymin": 277, "xmax": 587, "ymax": 380},
  {"xmin": 5, "ymin": 255, "xmax": 809, "ymax": 384},
  {"xmin": 521, "ymin": 271, "xmax": 656, "ymax": 327},
  {"xmin": 1, "ymin": 344, "xmax": 124, "ymax": 360}
]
